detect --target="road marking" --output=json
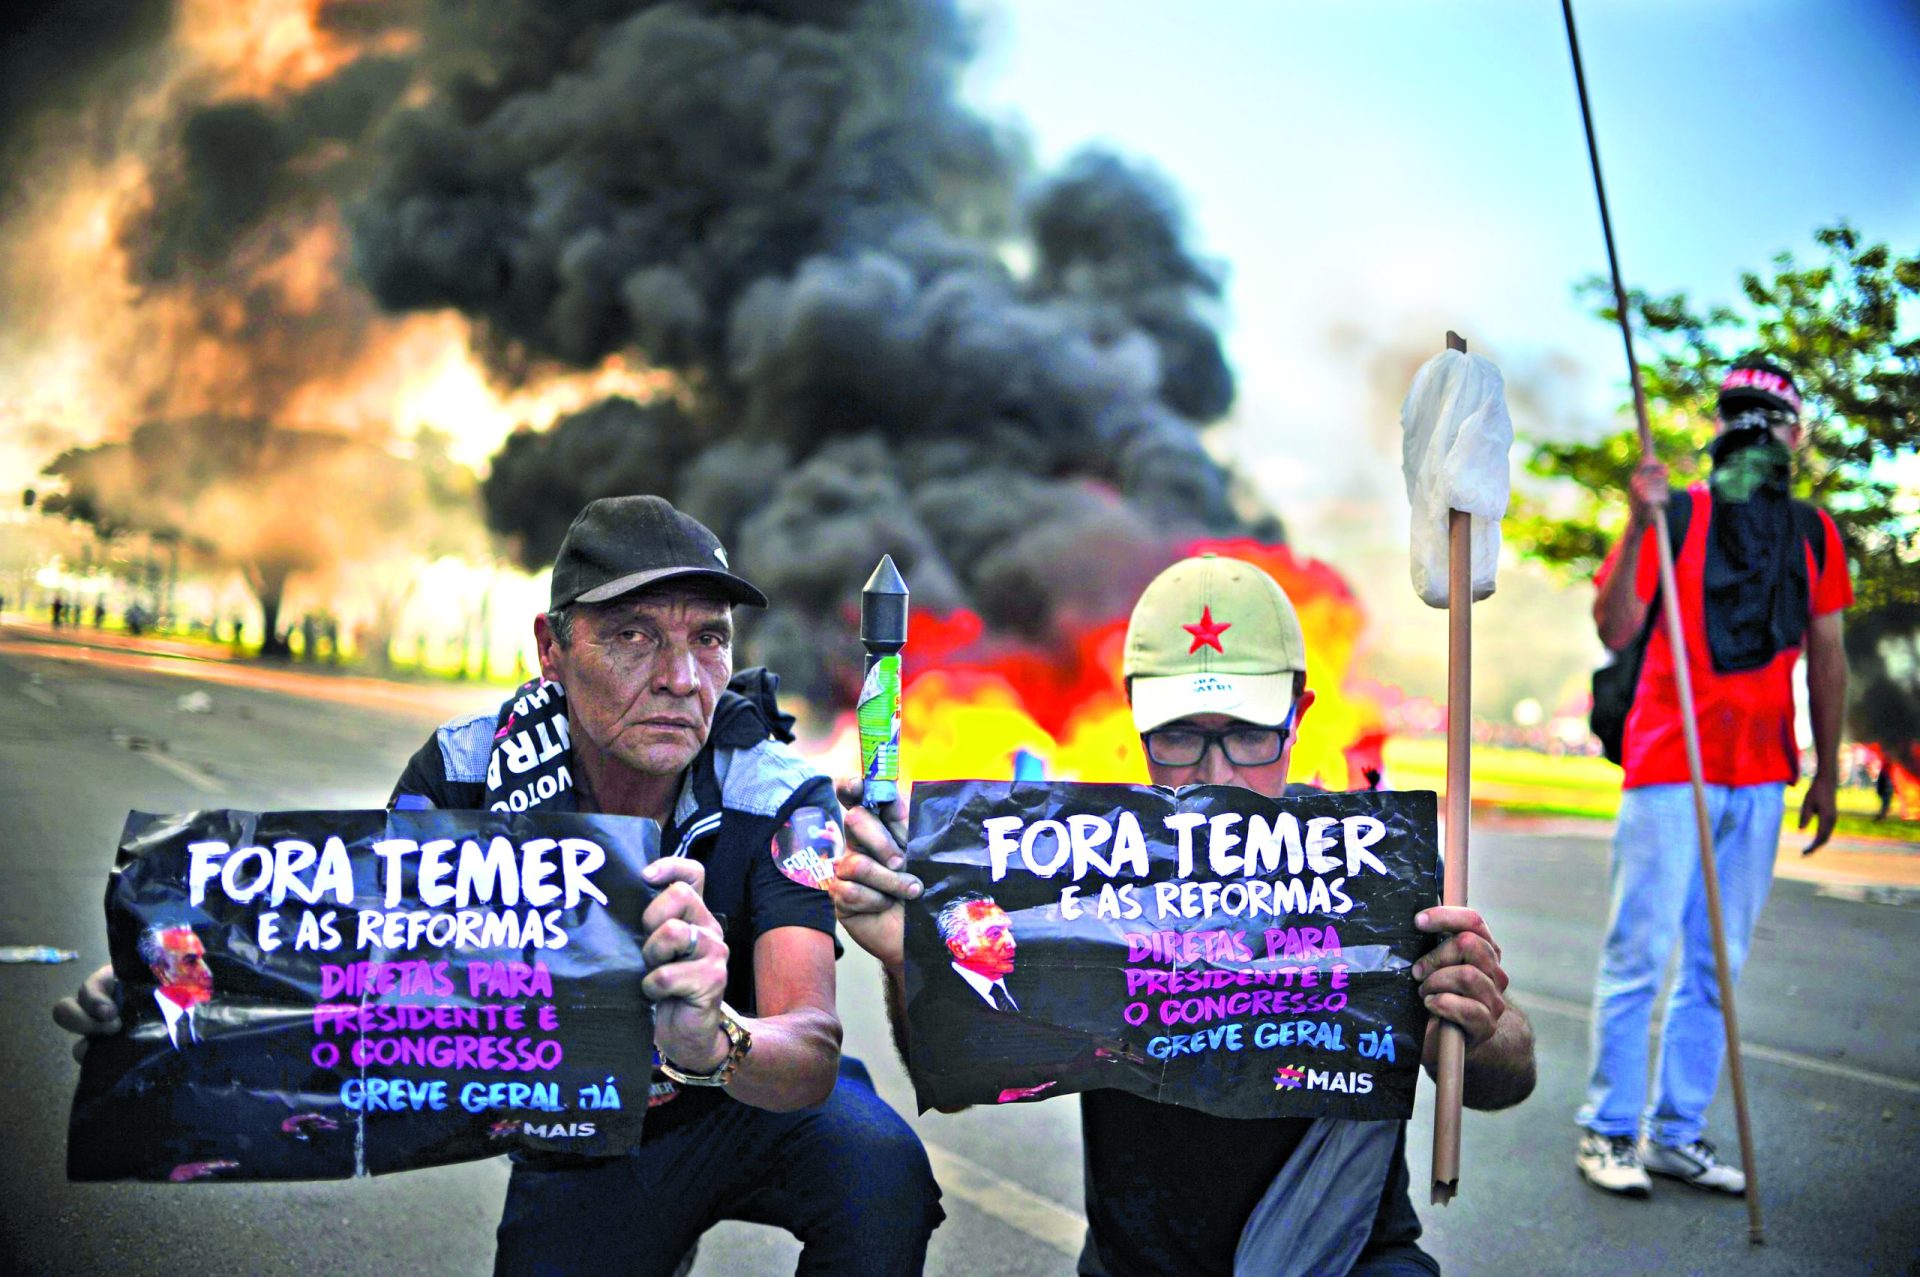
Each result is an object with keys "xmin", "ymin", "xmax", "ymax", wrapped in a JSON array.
[
  {"xmin": 0, "ymin": 637, "xmax": 482, "ymax": 720},
  {"xmin": 1519, "ymin": 990, "xmax": 1920, "ymax": 1096},
  {"xmin": 140, "ymin": 751, "xmax": 223, "ymax": 794},
  {"xmin": 923, "ymin": 1141, "xmax": 1085, "ymax": 1257},
  {"xmin": 1815, "ymin": 882, "xmax": 1920, "ymax": 909},
  {"xmin": 20, "ymin": 682, "xmax": 58, "ymax": 707}
]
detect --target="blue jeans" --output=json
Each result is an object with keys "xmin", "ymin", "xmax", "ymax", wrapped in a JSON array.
[
  {"xmin": 1577, "ymin": 782, "xmax": 1784, "ymax": 1146},
  {"xmin": 495, "ymin": 1057, "xmax": 944, "ymax": 1276}
]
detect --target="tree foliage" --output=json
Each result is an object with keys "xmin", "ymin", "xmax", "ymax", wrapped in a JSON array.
[
  {"xmin": 1515, "ymin": 223, "xmax": 1917, "ymax": 610},
  {"xmin": 42, "ymin": 418, "xmax": 478, "ymax": 656}
]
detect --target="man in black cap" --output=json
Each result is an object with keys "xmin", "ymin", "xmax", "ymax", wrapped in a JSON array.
[
  {"xmin": 55, "ymin": 496, "xmax": 943, "ymax": 1276},
  {"xmin": 1576, "ymin": 357, "xmax": 1851, "ymax": 1198}
]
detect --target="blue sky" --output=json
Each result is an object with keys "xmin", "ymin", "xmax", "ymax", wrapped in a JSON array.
[
  {"xmin": 963, "ymin": 0, "xmax": 1919, "ymax": 516},
  {"xmin": 962, "ymin": 0, "xmax": 1920, "ymax": 704}
]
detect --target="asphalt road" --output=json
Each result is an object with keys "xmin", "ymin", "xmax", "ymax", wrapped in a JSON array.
[{"xmin": 1, "ymin": 632, "xmax": 1915, "ymax": 1276}]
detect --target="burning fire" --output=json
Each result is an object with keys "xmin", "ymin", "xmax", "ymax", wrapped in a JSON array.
[
  {"xmin": 10, "ymin": 0, "xmax": 1401, "ymax": 758},
  {"xmin": 375, "ymin": 317, "xmax": 681, "ymax": 470},
  {"xmin": 1870, "ymin": 743, "xmax": 1920, "ymax": 820},
  {"xmin": 179, "ymin": 0, "xmax": 419, "ymax": 101},
  {"xmin": 1, "ymin": 2, "xmax": 676, "ymax": 478},
  {"xmin": 889, "ymin": 539, "xmax": 1387, "ymax": 791}
]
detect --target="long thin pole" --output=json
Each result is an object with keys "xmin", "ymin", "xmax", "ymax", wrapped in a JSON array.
[
  {"xmin": 1430, "ymin": 325, "xmax": 1474, "ymax": 1205},
  {"xmin": 1561, "ymin": 0, "xmax": 1764, "ymax": 1244}
]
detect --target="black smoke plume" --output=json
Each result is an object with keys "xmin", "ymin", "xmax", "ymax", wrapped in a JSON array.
[
  {"xmin": 0, "ymin": 0, "xmax": 173, "ymax": 185},
  {"xmin": 130, "ymin": 54, "xmax": 412, "ymax": 285},
  {"xmin": 1847, "ymin": 602, "xmax": 1920, "ymax": 780},
  {"xmin": 348, "ymin": 0, "xmax": 1271, "ymax": 699},
  {"xmin": 13, "ymin": 2, "xmax": 448, "ymax": 652}
]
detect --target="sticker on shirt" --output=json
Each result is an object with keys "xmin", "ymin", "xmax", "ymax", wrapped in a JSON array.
[{"xmin": 770, "ymin": 806, "xmax": 847, "ymax": 890}]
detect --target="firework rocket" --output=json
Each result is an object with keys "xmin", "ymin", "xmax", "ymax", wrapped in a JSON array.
[{"xmin": 858, "ymin": 556, "xmax": 908, "ymax": 808}]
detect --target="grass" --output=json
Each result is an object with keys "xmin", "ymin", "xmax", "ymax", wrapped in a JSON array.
[{"xmin": 1384, "ymin": 736, "xmax": 1919, "ymax": 843}]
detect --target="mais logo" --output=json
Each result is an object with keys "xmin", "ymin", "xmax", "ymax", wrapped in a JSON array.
[
  {"xmin": 523, "ymin": 1122, "xmax": 596, "ymax": 1139},
  {"xmin": 1274, "ymin": 1065, "xmax": 1374, "ymax": 1094},
  {"xmin": 1306, "ymin": 1070, "xmax": 1373, "ymax": 1095}
]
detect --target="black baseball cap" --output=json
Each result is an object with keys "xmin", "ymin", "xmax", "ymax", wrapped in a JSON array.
[
  {"xmin": 1718, "ymin": 355, "xmax": 1802, "ymax": 417},
  {"xmin": 549, "ymin": 496, "xmax": 768, "ymax": 611}
]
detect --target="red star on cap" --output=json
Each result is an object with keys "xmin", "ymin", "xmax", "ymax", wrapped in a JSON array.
[{"xmin": 1183, "ymin": 605, "xmax": 1231, "ymax": 654}]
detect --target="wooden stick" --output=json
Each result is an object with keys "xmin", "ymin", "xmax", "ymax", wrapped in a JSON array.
[
  {"xmin": 1431, "ymin": 329, "xmax": 1471, "ymax": 1205},
  {"xmin": 1562, "ymin": 0, "xmax": 1763, "ymax": 1242}
]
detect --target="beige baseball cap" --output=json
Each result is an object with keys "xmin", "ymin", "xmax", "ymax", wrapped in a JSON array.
[{"xmin": 1124, "ymin": 554, "xmax": 1307, "ymax": 733}]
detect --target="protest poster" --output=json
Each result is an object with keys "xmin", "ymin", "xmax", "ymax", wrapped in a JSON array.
[
  {"xmin": 68, "ymin": 808, "xmax": 659, "ymax": 1182},
  {"xmin": 903, "ymin": 782, "xmax": 1440, "ymax": 1120}
]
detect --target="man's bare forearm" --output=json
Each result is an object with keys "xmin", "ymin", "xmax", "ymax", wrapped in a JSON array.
[
  {"xmin": 1460, "ymin": 1003, "xmax": 1536, "ymax": 1111},
  {"xmin": 1595, "ymin": 520, "xmax": 1652, "ymax": 651},
  {"xmin": 1807, "ymin": 618, "xmax": 1848, "ymax": 778},
  {"xmin": 880, "ymin": 961, "xmax": 912, "ymax": 1070},
  {"xmin": 722, "ymin": 1006, "xmax": 842, "ymax": 1112}
]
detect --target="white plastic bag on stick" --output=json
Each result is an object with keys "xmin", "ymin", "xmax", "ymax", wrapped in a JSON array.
[{"xmin": 1399, "ymin": 349, "xmax": 1513, "ymax": 608}]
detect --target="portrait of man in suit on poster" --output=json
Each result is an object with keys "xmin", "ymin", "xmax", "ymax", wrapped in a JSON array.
[
  {"xmin": 937, "ymin": 894, "xmax": 1020, "ymax": 1013},
  {"xmin": 138, "ymin": 925, "xmax": 212, "ymax": 1049}
]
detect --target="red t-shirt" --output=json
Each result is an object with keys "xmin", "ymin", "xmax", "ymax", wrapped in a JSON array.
[{"xmin": 1595, "ymin": 485, "xmax": 1851, "ymax": 789}]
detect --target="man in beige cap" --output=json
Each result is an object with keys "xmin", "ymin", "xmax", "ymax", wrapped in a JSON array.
[{"xmin": 833, "ymin": 553, "xmax": 1536, "ymax": 1277}]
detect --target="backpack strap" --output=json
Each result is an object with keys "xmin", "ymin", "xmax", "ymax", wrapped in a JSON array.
[
  {"xmin": 1664, "ymin": 483, "xmax": 1693, "ymax": 548},
  {"xmin": 1791, "ymin": 500, "xmax": 1828, "ymax": 572},
  {"xmin": 1632, "ymin": 486, "xmax": 1693, "ymax": 645}
]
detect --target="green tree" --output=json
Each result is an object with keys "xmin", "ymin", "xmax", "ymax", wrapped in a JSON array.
[{"xmin": 1512, "ymin": 223, "xmax": 1919, "ymax": 757}]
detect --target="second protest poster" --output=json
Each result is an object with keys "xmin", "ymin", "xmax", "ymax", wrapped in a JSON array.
[{"xmin": 903, "ymin": 782, "xmax": 1440, "ymax": 1120}]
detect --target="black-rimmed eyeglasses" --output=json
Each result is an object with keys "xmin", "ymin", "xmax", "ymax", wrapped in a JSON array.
[{"xmin": 1142, "ymin": 713, "xmax": 1294, "ymax": 768}]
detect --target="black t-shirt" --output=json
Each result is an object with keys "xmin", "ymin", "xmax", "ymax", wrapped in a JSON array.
[
  {"xmin": 1078, "ymin": 1090, "xmax": 1435, "ymax": 1276},
  {"xmin": 1076, "ymin": 779, "xmax": 1437, "ymax": 1276}
]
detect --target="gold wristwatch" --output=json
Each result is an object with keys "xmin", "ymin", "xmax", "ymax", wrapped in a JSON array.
[{"xmin": 659, "ymin": 1002, "xmax": 752, "ymax": 1087}]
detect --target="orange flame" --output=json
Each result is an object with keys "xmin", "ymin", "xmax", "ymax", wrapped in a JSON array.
[
  {"xmin": 894, "ymin": 540, "xmax": 1386, "ymax": 790},
  {"xmin": 3, "ymin": 2, "xmax": 676, "ymax": 477},
  {"xmin": 179, "ymin": 0, "xmax": 420, "ymax": 101},
  {"xmin": 1869, "ymin": 743, "xmax": 1920, "ymax": 821}
]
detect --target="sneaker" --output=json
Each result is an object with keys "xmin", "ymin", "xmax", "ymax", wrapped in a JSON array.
[
  {"xmin": 1640, "ymin": 1137, "xmax": 1747, "ymax": 1195},
  {"xmin": 1576, "ymin": 1131, "xmax": 1651, "ymax": 1196}
]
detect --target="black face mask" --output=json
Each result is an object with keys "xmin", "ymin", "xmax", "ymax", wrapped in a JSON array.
[{"xmin": 1701, "ymin": 415, "xmax": 1807, "ymax": 672}]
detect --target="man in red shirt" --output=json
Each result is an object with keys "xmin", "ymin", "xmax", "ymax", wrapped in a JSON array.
[{"xmin": 1576, "ymin": 357, "xmax": 1851, "ymax": 1197}]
